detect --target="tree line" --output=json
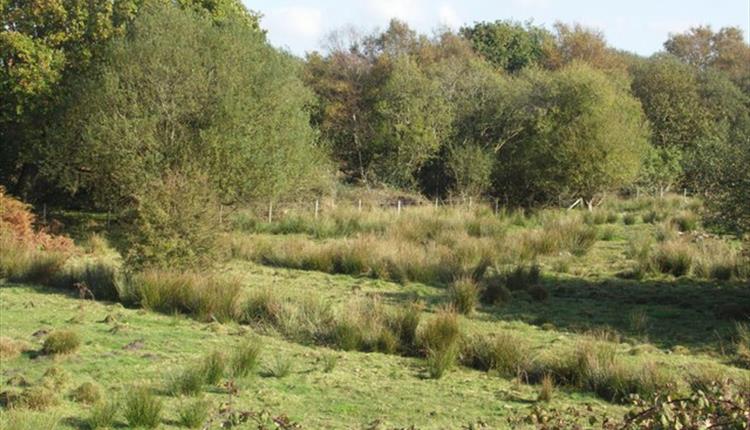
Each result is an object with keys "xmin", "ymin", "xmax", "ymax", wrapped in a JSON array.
[{"xmin": 2, "ymin": 0, "xmax": 748, "ymax": 265}]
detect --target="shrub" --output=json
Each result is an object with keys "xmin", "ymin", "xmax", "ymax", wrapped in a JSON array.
[
  {"xmin": 462, "ymin": 332, "xmax": 532, "ymax": 377},
  {"xmin": 178, "ymin": 398, "xmax": 212, "ymax": 429},
  {"xmin": 201, "ymin": 351, "xmax": 227, "ymax": 385},
  {"xmin": 42, "ymin": 330, "xmax": 80, "ymax": 355},
  {"xmin": 652, "ymin": 240, "xmax": 693, "ymax": 277},
  {"xmin": 123, "ymin": 386, "xmax": 162, "ymax": 429},
  {"xmin": 265, "ymin": 354, "xmax": 293, "ymax": 378},
  {"xmin": 70, "ymin": 382, "xmax": 102, "ymax": 404},
  {"xmin": 231, "ymin": 339, "xmax": 262, "ymax": 377},
  {"xmin": 169, "ymin": 366, "xmax": 205, "ymax": 396},
  {"xmin": 448, "ymin": 277, "xmax": 479, "ymax": 315},
  {"xmin": 538, "ymin": 374, "xmax": 555, "ymax": 402},
  {"xmin": 87, "ymin": 398, "xmax": 119, "ymax": 429}
]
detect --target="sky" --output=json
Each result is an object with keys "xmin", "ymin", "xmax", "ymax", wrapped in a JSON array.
[{"xmin": 244, "ymin": 0, "xmax": 750, "ymax": 57}]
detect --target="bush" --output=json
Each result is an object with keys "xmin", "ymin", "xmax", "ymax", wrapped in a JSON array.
[
  {"xmin": 87, "ymin": 398, "xmax": 119, "ymax": 429},
  {"xmin": 231, "ymin": 339, "xmax": 262, "ymax": 377},
  {"xmin": 120, "ymin": 171, "xmax": 221, "ymax": 271},
  {"xmin": 462, "ymin": 332, "xmax": 532, "ymax": 377},
  {"xmin": 42, "ymin": 330, "xmax": 81, "ymax": 355},
  {"xmin": 123, "ymin": 386, "xmax": 162, "ymax": 429},
  {"xmin": 178, "ymin": 398, "xmax": 212, "ymax": 429},
  {"xmin": 448, "ymin": 277, "xmax": 479, "ymax": 315},
  {"xmin": 70, "ymin": 382, "xmax": 102, "ymax": 404}
]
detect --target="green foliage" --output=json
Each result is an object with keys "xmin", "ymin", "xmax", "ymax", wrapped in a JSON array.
[
  {"xmin": 265, "ymin": 355, "xmax": 293, "ymax": 378},
  {"xmin": 495, "ymin": 63, "xmax": 648, "ymax": 205},
  {"xmin": 169, "ymin": 366, "xmax": 205, "ymax": 396},
  {"xmin": 42, "ymin": 330, "xmax": 81, "ymax": 355},
  {"xmin": 460, "ymin": 20, "xmax": 554, "ymax": 72},
  {"xmin": 70, "ymin": 382, "xmax": 102, "ymax": 404},
  {"xmin": 462, "ymin": 332, "xmax": 532, "ymax": 377},
  {"xmin": 201, "ymin": 351, "xmax": 227, "ymax": 385},
  {"xmin": 419, "ymin": 309, "xmax": 461, "ymax": 378}
]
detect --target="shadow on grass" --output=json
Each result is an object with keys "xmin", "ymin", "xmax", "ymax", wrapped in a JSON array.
[{"xmin": 483, "ymin": 275, "xmax": 750, "ymax": 352}]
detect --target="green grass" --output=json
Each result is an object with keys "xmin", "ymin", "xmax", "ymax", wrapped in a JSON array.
[{"xmin": 2, "ymin": 195, "xmax": 749, "ymax": 428}]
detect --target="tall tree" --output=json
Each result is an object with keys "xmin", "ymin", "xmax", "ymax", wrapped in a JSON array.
[{"xmin": 459, "ymin": 20, "xmax": 554, "ymax": 72}]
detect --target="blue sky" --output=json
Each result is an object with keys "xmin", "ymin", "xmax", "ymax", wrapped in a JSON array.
[{"xmin": 244, "ymin": 0, "xmax": 750, "ymax": 56}]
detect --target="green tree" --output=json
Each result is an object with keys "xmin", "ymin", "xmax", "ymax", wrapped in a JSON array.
[
  {"xmin": 494, "ymin": 63, "xmax": 648, "ymax": 207},
  {"xmin": 459, "ymin": 20, "xmax": 554, "ymax": 72},
  {"xmin": 49, "ymin": 2, "xmax": 325, "ymax": 208}
]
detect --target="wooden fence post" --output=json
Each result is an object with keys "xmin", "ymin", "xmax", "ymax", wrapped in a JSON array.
[
  {"xmin": 268, "ymin": 201, "xmax": 273, "ymax": 223},
  {"xmin": 397, "ymin": 200, "xmax": 402, "ymax": 216},
  {"xmin": 358, "ymin": 199, "xmax": 362, "ymax": 212},
  {"xmin": 315, "ymin": 199, "xmax": 319, "ymax": 219}
]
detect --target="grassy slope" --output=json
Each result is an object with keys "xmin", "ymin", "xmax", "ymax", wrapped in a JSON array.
[{"xmin": 0, "ymin": 282, "xmax": 624, "ymax": 429}]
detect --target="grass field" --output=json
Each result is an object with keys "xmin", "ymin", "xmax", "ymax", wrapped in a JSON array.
[{"xmin": 1, "ymin": 194, "xmax": 749, "ymax": 429}]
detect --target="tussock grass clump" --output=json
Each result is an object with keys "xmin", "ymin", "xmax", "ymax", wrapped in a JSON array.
[
  {"xmin": 123, "ymin": 386, "xmax": 162, "ymax": 429},
  {"xmin": 387, "ymin": 301, "xmax": 423, "ymax": 354},
  {"xmin": 70, "ymin": 382, "xmax": 102, "ymax": 404},
  {"xmin": 504, "ymin": 264, "xmax": 541, "ymax": 291},
  {"xmin": 462, "ymin": 332, "xmax": 532, "ymax": 377},
  {"xmin": 622, "ymin": 213, "xmax": 638, "ymax": 225},
  {"xmin": 20, "ymin": 385, "xmax": 60, "ymax": 410},
  {"xmin": 87, "ymin": 398, "xmax": 119, "ymax": 429},
  {"xmin": 178, "ymin": 398, "xmax": 212, "ymax": 429},
  {"xmin": 54, "ymin": 259, "xmax": 122, "ymax": 301},
  {"xmin": 42, "ymin": 330, "xmax": 80, "ymax": 355},
  {"xmin": 330, "ymin": 296, "xmax": 396, "ymax": 353},
  {"xmin": 652, "ymin": 240, "xmax": 693, "ymax": 277},
  {"xmin": 2, "ymin": 411, "xmax": 61, "ymax": 430},
  {"xmin": 598, "ymin": 226, "xmax": 616, "ymax": 241},
  {"xmin": 537, "ymin": 374, "xmax": 555, "ymax": 402},
  {"xmin": 520, "ymin": 217, "xmax": 598, "ymax": 258},
  {"xmin": 169, "ymin": 365, "xmax": 205, "ymax": 396},
  {"xmin": 265, "ymin": 354, "xmax": 293, "ymax": 378},
  {"xmin": 692, "ymin": 238, "xmax": 745, "ymax": 281},
  {"xmin": 321, "ymin": 353, "xmax": 338, "ymax": 373},
  {"xmin": 528, "ymin": 284, "xmax": 549, "ymax": 302},
  {"xmin": 419, "ymin": 309, "xmax": 461, "ymax": 379},
  {"xmin": 5, "ymin": 251, "xmax": 68, "ymax": 286},
  {"xmin": 448, "ymin": 277, "xmax": 479, "ymax": 315},
  {"xmin": 480, "ymin": 275, "xmax": 512, "ymax": 305},
  {"xmin": 241, "ymin": 288, "xmax": 285, "ymax": 325},
  {"xmin": 734, "ymin": 323, "xmax": 750, "ymax": 368},
  {"xmin": 201, "ymin": 351, "xmax": 227, "ymax": 385},
  {"xmin": 0, "ymin": 336, "xmax": 29, "ymax": 359},
  {"xmin": 671, "ymin": 211, "xmax": 698, "ymax": 232},
  {"xmin": 130, "ymin": 271, "xmax": 242, "ymax": 322},
  {"xmin": 231, "ymin": 339, "xmax": 262, "ymax": 377}
]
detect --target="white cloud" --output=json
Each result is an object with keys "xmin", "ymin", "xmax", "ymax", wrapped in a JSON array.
[
  {"xmin": 438, "ymin": 3, "xmax": 461, "ymax": 28},
  {"xmin": 264, "ymin": 5, "xmax": 323, "ymax": 40}
]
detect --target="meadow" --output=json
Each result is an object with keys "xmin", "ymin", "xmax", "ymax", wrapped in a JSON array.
[{"xmin": 1, "ymin": 192, "xmax": 749, "ymax": 429}]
